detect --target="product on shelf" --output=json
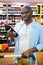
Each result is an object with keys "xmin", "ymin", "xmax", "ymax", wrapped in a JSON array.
[
  {"xmin": 41, "ymin": 5, "xmax": 43, "ymax": 14},
  {"xmin": 0, "ymin": 21, "xmax": 5, "ymax": 24},
  {"xmin": 2, "ymin": 43, "xmax": 8, "ymax": 51},
  {"xmin": 34, "ymin": 16, "xmax": 41, "ymax": 23},
  {"xmin": 0, "ymin": 43, "xmax": 8, "ymax": 51},
  {"xmin": 0, "ymin": 44, "xmax": 2, "ymax": 51},
  {"xmin": 41, "ymin": 15, "xmax": 43, "ymax": 23},
  {"xmin": 15, "ymin": 16, "xmax": 22, "ymax": 23},
  {"xmin": 33, "ymin": 8, "xmax": 38, "ymax": 14},
  {"xmin": 12, "ymin": 16, "xmax": 15, "ymax": 22},
  {"xmin": 37, "ymin": 5, "xmax": 40, "ymax": 14}
]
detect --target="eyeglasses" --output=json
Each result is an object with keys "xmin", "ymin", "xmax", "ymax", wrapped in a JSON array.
[{"xmin": 21, "ymin": 11, "xmax": 29, "ymax": 14}]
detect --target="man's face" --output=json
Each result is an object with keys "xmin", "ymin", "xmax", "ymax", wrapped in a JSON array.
[{"xmin": 21, "ymin": 7, "xmax": 32, "ymax": 22}]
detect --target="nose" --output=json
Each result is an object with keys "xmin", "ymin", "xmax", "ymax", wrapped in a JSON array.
[{"xmin": 21, "ymin": 13, "xmax": 26, "ymax": 17}]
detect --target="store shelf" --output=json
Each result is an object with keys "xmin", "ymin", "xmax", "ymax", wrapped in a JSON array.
[
  {"xmin": 32, "ymin": 14, "xmax": 40, "ymax": 15},
  {"xmin": 31, "ymin": 4, "xmax": 43, "ymax": 24}
]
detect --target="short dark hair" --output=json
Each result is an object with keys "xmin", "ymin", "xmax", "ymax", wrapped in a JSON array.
[{"xmin": 21, "ymin": 5, "xmax": 32, "ymax": 12}]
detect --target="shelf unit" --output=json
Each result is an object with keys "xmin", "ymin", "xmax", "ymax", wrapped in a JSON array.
[
  {"xmin": 31, "ymin": 4, "xmax": 43, "ymax": 24},
  {"xmin": 0, "ymin": 24, "xmax": 8, "ymax": 51},
  {"xmin": 0, "ymin": 24, "xmax": 7, "ymax": 43},
  {"xmin": 7, "ymin": 5, "xmax": 21, "ymax": 24},
  {"xmin": 0, "ymin": 4, "xmax": 22, "ymax": 51},
  {"xmin": 0, "ymin": 4, "xmax": 43, "ymax": 23}
]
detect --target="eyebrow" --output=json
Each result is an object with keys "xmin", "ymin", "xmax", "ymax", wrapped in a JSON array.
[{"xmin": 21, "ymin": 11, "xmax": 29, "ymax": 14}]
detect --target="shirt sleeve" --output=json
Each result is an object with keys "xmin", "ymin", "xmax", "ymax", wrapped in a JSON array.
[{"xmin": 36, "ymin": 26, "xmax": 43, "ymax": 51}]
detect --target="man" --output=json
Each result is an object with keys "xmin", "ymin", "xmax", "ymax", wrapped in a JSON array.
[{"xmin": 7, "ymin": 6, "xmax": 43, "ymax": 65}]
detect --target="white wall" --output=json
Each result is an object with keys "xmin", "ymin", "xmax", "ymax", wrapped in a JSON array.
[{"xmin": 0, "ymin": 0, "xmax": 43, "ymax": 3}]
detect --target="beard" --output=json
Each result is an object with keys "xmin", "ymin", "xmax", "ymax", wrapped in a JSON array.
[{"xmin": 22, "ymin": 16, "xmax": 32, "ymax": 22}]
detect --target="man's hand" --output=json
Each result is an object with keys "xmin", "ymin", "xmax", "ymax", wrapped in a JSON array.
[
  {"xmin": 7, "ymin": 31, "xmax": 16, "ymax": 37},
  {"xmin": 7, "ymin": 32, "xmax": 16, "ymax": 41},
  {"xmin": 7, "ymin": 32, "xmax": 12, "ymax": 37},
  {"xmin": 22, "ymin": 50, "xmax": 31, "ymax": 58},
  {"xmin": 22, "ymin": 48, "xmax": 38, "ymax": 58}
]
